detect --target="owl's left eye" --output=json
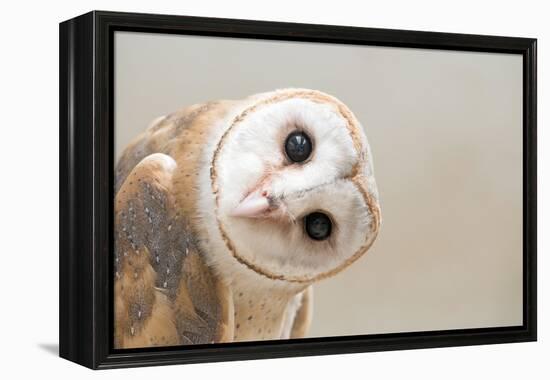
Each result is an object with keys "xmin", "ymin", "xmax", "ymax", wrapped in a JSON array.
[
  {"xmin": 304, "ymin": 212, "xmax": 332, "ymax": 240},
  {"xmin": 284, "ymin": 131, "xmax": 312, "ymax": 163}
]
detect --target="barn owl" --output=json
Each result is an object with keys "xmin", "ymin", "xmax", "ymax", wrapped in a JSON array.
[{"xmin": 114, "ymin": 88, "xmax": 381, "ymax": 348}]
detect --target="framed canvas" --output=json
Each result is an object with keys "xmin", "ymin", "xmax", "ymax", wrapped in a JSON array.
[{"xmin": 59, "ymin": 10, "xmax": 537, "ymax": 369}]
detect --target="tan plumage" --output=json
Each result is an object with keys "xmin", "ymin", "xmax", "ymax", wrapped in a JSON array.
[
  {"xmin": 114, "ymin": 89, "xmax": 380, "ymax": 348},
  {"xmin": 114, "ymin": 152, "xmax": 234, "ymax": 347}
]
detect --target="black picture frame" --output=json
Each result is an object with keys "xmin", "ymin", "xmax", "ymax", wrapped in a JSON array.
[{"xmin": 59, "ymin": 10, "xmax": 537, "ymax": 369}]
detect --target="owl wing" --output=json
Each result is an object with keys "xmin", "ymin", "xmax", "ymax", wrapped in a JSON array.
[
  {"xmin": 290, "ymin": 286, "xmax": 313, "ymax": 338},
  {"xmin": 114, "ymin": 153, "xmax": 234, "ymax": 348}
]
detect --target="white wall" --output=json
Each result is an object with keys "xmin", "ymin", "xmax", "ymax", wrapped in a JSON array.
[{"xmin": 0, "ymin": 0, "xmax": 547, "ymax": 379}]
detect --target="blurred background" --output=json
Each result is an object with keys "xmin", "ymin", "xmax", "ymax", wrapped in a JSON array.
[{"xmin": 115, "ymin": 31, "xmax": 523, "ymax": 337}]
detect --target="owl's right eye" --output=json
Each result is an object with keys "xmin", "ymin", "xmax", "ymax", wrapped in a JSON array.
[{"xmin": 284, "ymin": 131, "xmax": 312, "ymax": 163}]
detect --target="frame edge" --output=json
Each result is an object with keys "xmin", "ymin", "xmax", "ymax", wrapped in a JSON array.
[{"xmin": 59, "ymin": 11, "xmax": 97, "ymax": 369}]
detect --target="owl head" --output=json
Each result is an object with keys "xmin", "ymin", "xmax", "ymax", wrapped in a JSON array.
[{"xmin": 201, "ymin": 89, "xmax": 380, "ymax": 287}]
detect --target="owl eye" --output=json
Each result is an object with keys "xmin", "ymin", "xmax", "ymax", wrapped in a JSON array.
[
  {"xmin": 304, "ymin": 212, "xmax": 332, "ymax": 240},
  {"xmin": 284, "ymin": 131, "xmax": 312, "ymax": 163}
]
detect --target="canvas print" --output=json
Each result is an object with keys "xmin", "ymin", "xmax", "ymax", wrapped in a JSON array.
[{"xmin": 113, "ymin": 32, "xmax": 523, "ymax": 349}]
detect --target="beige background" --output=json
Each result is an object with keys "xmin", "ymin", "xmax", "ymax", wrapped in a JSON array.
[{"xmin": 115, "ymin": 31, "xmax": 523, "ymax": 337}]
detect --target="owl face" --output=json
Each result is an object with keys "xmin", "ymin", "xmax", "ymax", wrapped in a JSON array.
[{"xmin": 209, "ymin": 89, "xmax": 380, "ymax": 284}]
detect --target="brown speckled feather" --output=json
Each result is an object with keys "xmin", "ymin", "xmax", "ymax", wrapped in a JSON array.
[{"xmin": 114, "ymin": 102, "xmax": 235, "ymax": 348}]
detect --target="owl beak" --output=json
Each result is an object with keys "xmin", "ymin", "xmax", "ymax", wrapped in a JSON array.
[
  {"xmin": 230, "ymin": 188, "xmax": 287, "ymax": 219},
  {"xmin": 230, "ymin": 189, "xmax": 271, "ymax": 218}
]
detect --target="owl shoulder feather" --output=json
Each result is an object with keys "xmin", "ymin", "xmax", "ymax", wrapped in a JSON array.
[{"xmin": 114, "ymin": 153, "xmax": 233, "ymax": 348}]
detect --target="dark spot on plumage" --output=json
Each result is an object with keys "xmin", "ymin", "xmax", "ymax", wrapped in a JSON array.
[{"xmin": 248, "ymin": 315, "xmax": 253, "ymax": 321}]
